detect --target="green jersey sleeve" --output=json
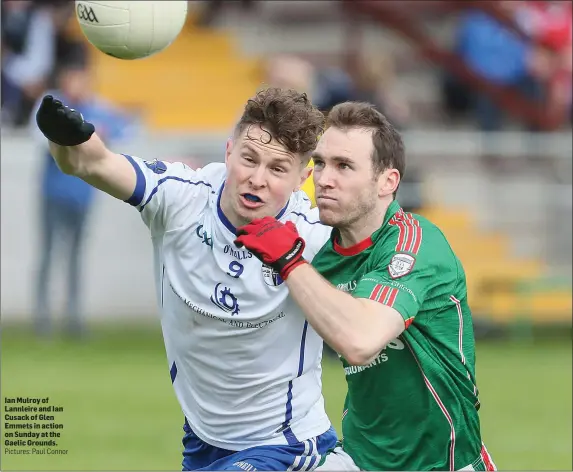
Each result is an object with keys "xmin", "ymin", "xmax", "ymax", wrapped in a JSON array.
[{"xmin": 352, "ymin": 225, "xmax": 457, "ymax": 327}]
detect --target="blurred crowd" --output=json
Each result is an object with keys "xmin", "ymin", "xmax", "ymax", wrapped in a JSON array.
[
  {"xmin": 2, "ymin": 0, "xmax": 137, "ymax": 336},
  {"xmin": 2, "ymin": 0, "xmax": 570, "ymax": 338},
  {"xmin": 442, "ymin": 0, "xmax": 572, "ymax": 132},
  {"xmin": 2, "ymin": 0, "xmax": 571, "ymax": 131},
  {"xmin": 1, "ymin": 0, "xmax": 92, "ymax": 126}
]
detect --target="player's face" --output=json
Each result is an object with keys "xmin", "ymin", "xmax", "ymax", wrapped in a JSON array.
[
  {"xmin": 223, "ymin": 125, "xmax": 311, "ymax": 227},
  {"xmin": 312, "ymin": 127, "xmax": 392, "ymax": 228}
]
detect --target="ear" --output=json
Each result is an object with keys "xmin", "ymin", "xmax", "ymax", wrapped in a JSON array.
[
  {"xmin": 225, "ymin": 138, "xmax": 233, "ymax": 166},
  {"xmin": 295, "ymin": 166, "xmax": 313, "ymax": 191},
  {"xmin": 378, "ymin": 169, "xmax": 401, "ymax": 198}
]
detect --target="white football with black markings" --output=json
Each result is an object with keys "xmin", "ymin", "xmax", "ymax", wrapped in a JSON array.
[{"xmin": 75, "ymin": 1, "xmax": 188, "ymax": 60}]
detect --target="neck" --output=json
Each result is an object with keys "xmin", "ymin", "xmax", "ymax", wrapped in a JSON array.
[{"xmin": 337, "ymin": 200, "xmax": 392, "ymax": 247}]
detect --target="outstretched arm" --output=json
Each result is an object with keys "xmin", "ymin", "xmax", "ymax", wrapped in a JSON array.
[
  {"xmin": 37, "ymin": 95, "xmax": 136, "ymax": 201},
  {"xmin": 48, "ymin": 133, "xmax": 136, "ymax": 201}
]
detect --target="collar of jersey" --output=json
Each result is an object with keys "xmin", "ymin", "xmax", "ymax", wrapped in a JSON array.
[
  {"xmin": 216, "ymin": 183, "xmax": 290, "ymax": 235},
  {"xmin": 332, "ymin": 233, "xmax": 374, "ymax": 256},
  {"xmin": 331, "ymin": 200, "xmax": 402, "ymax": 256}
]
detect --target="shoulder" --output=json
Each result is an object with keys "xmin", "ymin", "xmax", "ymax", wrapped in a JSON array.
[
  {"xmin": 285, "ymin": 206, "xmax": 332, "ymax": 260},
  {"xmin": 138, "ymin": 159, "xmax": 223, "ymax": 187},
  {"xmin": 285, "ymin": 189, "xmax": 313, "ymax": 214},
  {"xmin": 126, "ymin": 157, "xmax": 223, "ymax": 208},
  {"xmin": 191, "ymin": 162, "xmax": 226, "ymax": 190},
  {"xmin": 284, "ymin": 204, "xmax": 329, "ymax": 233},
  {"xmin": 383, "ymin": 208, "xmax": 449, "ymax": 253},
  {"xmin": 280, "ymin": 191, "xmax": 320, "ymax": 224},
  {"xmin": 164, "ymin": 161, "xmax": 224, "ymax": 203},
  {"xmin": 378, "ymin": 208, "xmax": 457, "ymax": 274}
]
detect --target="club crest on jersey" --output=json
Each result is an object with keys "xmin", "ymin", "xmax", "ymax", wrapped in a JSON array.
[
  {"xmin": 388, "ymin": 253, "xmax": 416, "ymax": 279},
  {"xmin": 261, "ymin": 264, "xmax": 284, "ymax": 286},
  {"xmin": 144, "ymin": 159, "xmax": 167, "ymax": 174},
  {"xmin": 210, "ymin": 283, "xmax": 240, "ymax": 316}
]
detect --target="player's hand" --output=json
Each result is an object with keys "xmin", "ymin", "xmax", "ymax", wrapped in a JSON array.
[
  {"xmin": 36, "ymin": 95, "xmax": 95, "ymax": 146},
  {"xmin": 235, "ymin": 217, "xmax": 307, "ymax": 280}
]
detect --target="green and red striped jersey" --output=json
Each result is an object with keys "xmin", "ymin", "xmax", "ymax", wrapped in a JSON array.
[{"xmin": 312, "ymin": 200, "xmax": 489, "ymax": 471}]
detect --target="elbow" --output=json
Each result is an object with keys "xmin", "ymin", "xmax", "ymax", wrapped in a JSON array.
[
  {"xmin": 56, "ymin": 161, "xmax": 78, "ymax": 176},
  {"xmin": 48, "ymin": 144, "xmax": 88, "ymax": 178},
  {"xmin": 47, "ymin": 144, "xmax": 79, "ymax": 176},
  {"xmin": 338, "ymin": 335, "xmax": 380, "ymax": 366},
  {"xmin": 54, "ymin": 158, "xmax": 85, "ymax": 177},
  {"xmin": 343, "ymin": 350, "xmax": 378, "ymax": 367}
]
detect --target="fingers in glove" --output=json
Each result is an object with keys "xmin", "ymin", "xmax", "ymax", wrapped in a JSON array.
[
  {"xmin": 69, "ymin": 111, "xmax": 84, "ymax": 126},
  {"xmin": 36, "ymin": 95, "xmax": 95, "ymax": 146},
  {"xmin": 41, "ymin": 95, "xmax": 54, "ymax": 107},
  {"xmin": 285, "ymin": 221, "xmax": 300, "ymax": 234},
  {"xmin": 252, "ymin": 216, "xmax": 275, "ymax": 225}
]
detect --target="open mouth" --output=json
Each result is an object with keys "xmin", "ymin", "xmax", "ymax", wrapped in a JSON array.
[
  {"xmin": 242, "ymin": 193, "xmax": 263, "ymax": 203},
  {"xmin": 240, "ymin": 193, "xmax": 265, "ymax": 209}
]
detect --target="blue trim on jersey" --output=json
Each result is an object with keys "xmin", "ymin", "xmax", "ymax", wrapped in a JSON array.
[
  {"xmin": 290, "ymin": 212, "xmax": 325, "ymax": 226},
  {"xmin": 182, "ymin": 420, "xmax": 338, "ymax": 471},
  {"xmin": 282, "ymin": 383, "xmax": 296, "ymax": 445},
  {"xmin": 170, "ymin": 361, "xmax": 178, "ymax": 383},
  {"xmin": 216, "ymin": 185, "xmax": 237, "ymax": 234},
  {"xmin": 139, "ymin": 177, "xmax": 214, "ymax": 212},
  {"xmin": 123, "ymin": 154, "xmax": 146, "ymax": 206},
  {"xmin": 281, "ymin": 321, "xmax": 309, "ymax": 445},
  {"xmin": 216, "ymin": 183, "xmax": 290, "ymax": 234},
  {"xmin": 297, "ymin": 321, "xmax": 309, "ymax": 377},
  {"xmin": 160, "ymin": 265, "xmax": 165, "ymax": 307}
]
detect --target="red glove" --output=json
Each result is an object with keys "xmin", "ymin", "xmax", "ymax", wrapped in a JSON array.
[{"xmin": 235, "ymin": 217, "xmax": 307, "ymax": 280}]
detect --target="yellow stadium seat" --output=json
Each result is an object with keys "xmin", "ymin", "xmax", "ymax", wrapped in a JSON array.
[{"xmin": 84, "ymin": 22, "xmax": 263, "ymax": 130}]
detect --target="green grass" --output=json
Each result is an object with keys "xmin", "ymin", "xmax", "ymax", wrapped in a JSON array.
[{"xmin": 1, "ymin": 323, "xmax": 571, "ymax": 470}]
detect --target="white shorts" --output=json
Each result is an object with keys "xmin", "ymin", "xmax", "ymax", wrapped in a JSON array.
[{"xmin": 315, "ymin": 446, "xmax": 360, "ymax": 471}]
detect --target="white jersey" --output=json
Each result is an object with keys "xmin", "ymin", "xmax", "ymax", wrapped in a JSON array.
[{"xmin": 123, "ymin": 155, "xmax": 333, "ymax": 450}]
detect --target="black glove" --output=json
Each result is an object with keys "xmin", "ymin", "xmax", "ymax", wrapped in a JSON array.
[{"xmin": 36, "ymin": 95, "xmax": 95, "ymax": 146}]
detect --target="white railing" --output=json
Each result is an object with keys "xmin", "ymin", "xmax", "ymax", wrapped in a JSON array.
[{"xmin": 1, "ymin": 130, "xmax": 570, "ymax": 319}]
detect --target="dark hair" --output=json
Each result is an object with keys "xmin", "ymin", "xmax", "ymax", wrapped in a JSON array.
[
  {"xmin": 235, "ymin": 87, "xmax": 324, "ymax": 161},
  {"xmin": 326, "ymin": 102, "xmax": 405, "ymax": 194}
]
